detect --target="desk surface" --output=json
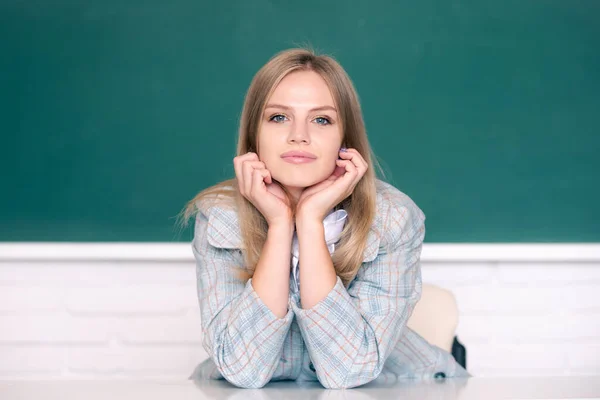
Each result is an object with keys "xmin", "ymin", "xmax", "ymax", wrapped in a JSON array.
[{"xmin": 1, "ymin": 376, "xmax": 599, "ymax": 400}]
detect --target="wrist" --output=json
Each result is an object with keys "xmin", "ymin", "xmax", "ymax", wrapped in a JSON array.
[
  {"xmin": 295, "ymin": 215, "xmax": 323, "ymax": 235},
  {"xmin": 268, "ymin": 220, "xmax": 294, "ymax": 237}
]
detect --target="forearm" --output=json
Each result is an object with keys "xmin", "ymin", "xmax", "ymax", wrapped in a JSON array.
[
  {"xmin": 193, "ymin": 211, "xmax": 294, "ymax": 387},
  {"xmin": 292, "ymin": 276, "xmax": 409, "ymax": 388},
  {"xmin": 291, "ymin": 203, "xmax": 427, "ymax": 388},
  {"xmin": 203, "ymin": 279, "xmax": 293, "ymax": 388},
  {"xmin": 251, "ymin": 222, "xmax": 294, "ymax": 318},
  {"xmin": 295, "ymin": 218, "xmax": 337, "ymax": 309}
]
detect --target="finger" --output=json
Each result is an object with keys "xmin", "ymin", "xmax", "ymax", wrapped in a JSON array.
[
  {"xmin": 266, "ymin": 182, "xmax": 287, "ymax": 202},
  {"xmin": 247, "ymin": 161, "xmax": 268, "ymax": 183},
  {"xmin": 250, "ymin": 168, "xmax": 271, "ymax": 197},
  {"xmin": 333, "ymin": 159, "xmax": 360, "ymax": 198},
  {"xmin": 338, "ymin": 159, "xmax": 360, "ymax": 190},
  {"xmin": 263, "ymin": 169, "xmax": 272, "ymax": 184},
  {"xmin": 336, "ymin": 159, "xmax": 358, "ymax": 180},
  {"xmin": 339, "ymin": 148, "xmax": 368, "ymax": 178},
  {"xmin": 242, "ymin": 161, "xmax": 263, "ymax": 195},
  {"xmin": 332, "ymin": 164, "xmax": 346, "ymax": 178},
  {"xmin": 242, "ymin": 152, "xmax": 259, "ymax": 161},
  {"xmin": 243, "ymin": 160, "xmax": 266, "ymax": 170},
  {"xmin": 242, "ymin": 161, "xmax": 256, "ymax": 195},
  {"xmin": 338, "ymin": 148, "xmax": 356, "ymax": 158},
  {"xmin": 233, "ymin": 157, "xmax": 243, "ymax": 192},
  {"xmin": 339, "ymin": 148, "xmax": 366, "ymax": 165},
  {"xmin": 302, "ymin": 178, "xmax": 334, "ymax": 199},
  {"xmin": 234, "ymin": 152, "xmax": 259, "ymax": 190},
  {"xmin": 297, "ymin": 181, "xmax": 333, "ymax": 206},
  {"xmin": 348, "ymin": 149, "xmax": 368, "ymax": 181},
  {"xmin": 234, "ymin": 152, "xmax": 258, "ymax": 173},
  {"xmin": 241, "ymin": 160, "xmax": 266, "ymax": 195}
]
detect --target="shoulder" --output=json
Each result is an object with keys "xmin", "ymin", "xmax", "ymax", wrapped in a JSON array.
[
  {"xmin": 193, "ymin": 183, "xmax": 237, "ymax": 216},
  {"xmin": 371, "ymin": 179, "xmax": 426, "ymax": 251},
  {"xmin": 193, "ymin": 184, "xmax": 242, "ymax": 250}
]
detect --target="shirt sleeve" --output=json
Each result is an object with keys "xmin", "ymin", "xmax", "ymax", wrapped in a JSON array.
[
  {"xmin": 290, "ymin": 202, "xmax": 425, "ymax": 389},
  {"xmin": 192, "ymin": 210, "xmax": 294, "ymax": 388}
]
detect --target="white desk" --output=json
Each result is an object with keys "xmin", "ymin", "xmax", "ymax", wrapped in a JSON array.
[{"xmin": 1, "ymin": 376, "xmax": 598, "ymax": 400}]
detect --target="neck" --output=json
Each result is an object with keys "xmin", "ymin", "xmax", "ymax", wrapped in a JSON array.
[{"xmin": 284, "ymin": 186, "xmax": 303, "ymax": 206}]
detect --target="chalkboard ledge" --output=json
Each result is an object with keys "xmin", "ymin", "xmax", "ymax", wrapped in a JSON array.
[{"xmin": 1, "ymin": 243, "xmax": 598, "ymax": 263}]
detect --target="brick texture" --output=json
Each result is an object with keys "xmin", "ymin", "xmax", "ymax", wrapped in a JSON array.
[{"xmin": 0, "ymin": 252, "xmax": 599, "ymax": 379}]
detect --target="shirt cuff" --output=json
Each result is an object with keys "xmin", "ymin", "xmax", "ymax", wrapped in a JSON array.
[
  {"xmin": 245, "ymin": 278, "xmax": 295, "ymax": 327},
  {"xmin": 289, "ymin": 275, "xmax": 347, "ymax": 316}
]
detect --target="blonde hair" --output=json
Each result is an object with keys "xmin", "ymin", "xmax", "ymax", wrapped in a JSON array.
[{"xmin": 182, "ymin": 48, "xmax": 377, "ymax": 286}]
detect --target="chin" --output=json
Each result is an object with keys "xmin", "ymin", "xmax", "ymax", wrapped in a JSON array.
[
  {"xmin": 273, "ymin": 171, "xmax": 327, "ymax": 189},
  {"xmin": 274, "ymin": 176, "xmax": 318, "ymax": 189},
  {"xmin": 268, "ymin": 160, "xmax": 335, "ymax": 189}
]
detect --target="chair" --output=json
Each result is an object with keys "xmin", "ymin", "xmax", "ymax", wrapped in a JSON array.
[{"xmin": 406, "ymin": 284, "xmax": 467, "ymax": 369}]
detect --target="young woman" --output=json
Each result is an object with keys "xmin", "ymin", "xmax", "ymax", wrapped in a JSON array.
[{"xmin": 184, "ymin": 48, "xmax": 468, "ymax": 389}]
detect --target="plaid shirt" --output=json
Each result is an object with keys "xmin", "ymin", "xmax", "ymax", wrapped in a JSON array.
[{"xmin": 189, "ymin": 180, "xmax": 469, "ymax": 389}]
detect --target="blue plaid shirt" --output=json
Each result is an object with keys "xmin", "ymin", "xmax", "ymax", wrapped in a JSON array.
[{"xmin": 189, "ymin": 180, "xmax": 469, "ymax": 388}]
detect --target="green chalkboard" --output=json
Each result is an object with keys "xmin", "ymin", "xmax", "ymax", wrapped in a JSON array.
[{"xmin": 1, "ymin": 0, "xmax": 598, "ymax": 242}]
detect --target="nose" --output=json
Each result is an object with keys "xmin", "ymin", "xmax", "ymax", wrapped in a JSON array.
[{"xmin": 287, "ymin": 120, "xmax": 310, "ymax": 144}]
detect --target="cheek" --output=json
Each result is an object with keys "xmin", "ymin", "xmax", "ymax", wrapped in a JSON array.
[
  {"xmin": 324, "ymin": 139, "xmax": 343, "ymax": 161},
  {"xmin": 257, "ymin": 134, "xmax": 277, "ymax": 165}
]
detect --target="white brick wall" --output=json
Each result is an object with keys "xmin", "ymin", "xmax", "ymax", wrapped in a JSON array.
[
  {"xmin": 0, "ymin": 244, "xmax": 599, "ymax": 379},
  {"xmin": 422, "ymin": 260, "xmax": 600, "ymax": 377}
]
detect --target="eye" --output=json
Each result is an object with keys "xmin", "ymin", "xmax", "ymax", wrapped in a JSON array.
[
  {"xmin": 268, "ymin": 114, "xmax": 288, "ymax": 123},
  {"xmin": 314, "ymin": 116, "xmax": 332, "ymax": 126}
]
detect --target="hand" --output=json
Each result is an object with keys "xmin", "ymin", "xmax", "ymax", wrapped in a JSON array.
[
  {"xmin": 295, "ymin": 148, "xmax": 368, "ymax": 223},
  {"xmin": 233, "ymin": 152, "xmax": 292, "ymax": 227}
]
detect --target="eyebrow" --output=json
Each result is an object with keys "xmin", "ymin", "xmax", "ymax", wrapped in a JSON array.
[{"xmin": 264, "ymin": 103, "xmax": 338, "ymax": 113}]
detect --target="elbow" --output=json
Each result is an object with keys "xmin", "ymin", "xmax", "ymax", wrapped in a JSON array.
[
  {"xmin": 222, "ymin": 374, "xmax": 270, "ymax": 389},
  {"xmin": 319, "ymin": 366, "xmax": 382, "ymax": 389},
  {"xmin": 323, "ymin": 377, "xmax": 378, "ymax": 390},
  {"xmin": 209, "ymin": 346, "xmax": 271, "ymax": 389},
  {"xmin": 213, "ymin": 361, "xmax": 271, "ymax": 388},
  {"xmin": 319, "ymin": 380, "xmax": 349, "ymax": 390}
]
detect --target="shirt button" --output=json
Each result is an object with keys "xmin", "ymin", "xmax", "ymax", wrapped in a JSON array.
[
  {"xmin": 434, "ymin": 372, "xmax": 446, "ymax": 380},
  {"xmin": 309, "ymin": 362, "xmax": 315, "ymax": 372}
]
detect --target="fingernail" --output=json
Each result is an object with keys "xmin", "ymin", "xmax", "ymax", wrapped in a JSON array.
[{"xmin": 340, "ymin": 147, "xmax": 347, "ymax": 152}]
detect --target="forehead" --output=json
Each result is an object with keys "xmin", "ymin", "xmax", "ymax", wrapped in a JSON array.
[{"xmin": 268, "ymin": 70, "xmax": 335, "ymax": 106}]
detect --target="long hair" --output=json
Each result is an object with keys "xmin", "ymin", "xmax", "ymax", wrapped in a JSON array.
[{"xmin": 182, "ymin": 48, "xmax": 377, "ymax": 286}]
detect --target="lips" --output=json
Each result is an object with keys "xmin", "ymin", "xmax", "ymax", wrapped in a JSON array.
[
  {"xmin": 281, "ymin": 151, "xmax": 317, "ymax": 164},
  {"xmin": 281, "ymin": 151, "xmax": 317, "ymax": 159}
]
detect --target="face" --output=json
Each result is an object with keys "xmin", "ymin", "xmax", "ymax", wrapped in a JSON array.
[{"xmin": 257, "ymin": 70, "xmax": 343, "ymax": 190}]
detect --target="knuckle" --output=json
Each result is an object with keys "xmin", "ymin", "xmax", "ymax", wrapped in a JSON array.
[{"xmin": 240, "ymin": 153, "xmax": 253, "ymax": 163}]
